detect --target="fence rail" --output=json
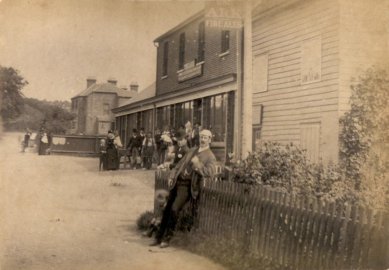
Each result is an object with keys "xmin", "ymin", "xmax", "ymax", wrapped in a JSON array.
[
  {"xmin": 155, "ymin": 170, "xmax": 389, "ymax": 270},
  {"xmin": 50, "ymin": 134, "xmax": 105, "ymax": 156}
]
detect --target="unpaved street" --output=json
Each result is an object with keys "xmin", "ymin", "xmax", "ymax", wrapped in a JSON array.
[{"xmin": 0, "ymin": 133, "xmax": 225, "ymax": 270}]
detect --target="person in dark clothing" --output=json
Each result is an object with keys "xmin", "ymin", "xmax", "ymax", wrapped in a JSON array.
[
  {"xmin": 22, "ymin": 129, "xmax": 31, "ymax": 153},
  {"xmin": 150, "ymin": 129, "xmax": 216, "ymax": 248},
  {"xmin": 139, "ymin": 128, "xmax": 146, "ymax": 168},
  {"xmin": 141, "ymin": 132, "xmax": 156, "ymax": 170},
  {"xmin": 154, "ymin": 129, "xmax": 162, "ymax": 165},
  {"xmin": 127, "ymin": 129, "xmax": 142, "ymax": 169},
  {"xmin": 105, "ymin": 132, "xmax": 119, "ymax": 170},
  {"xmin": 169, "ymin": 131, "xmax": 190, "ymax": 169},
  {"xmin": 191, "ymin": 122, "xmax": 201, "ymax": 147}
]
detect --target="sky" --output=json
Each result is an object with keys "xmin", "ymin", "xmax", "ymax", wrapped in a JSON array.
[{"xmin": 0, "ymin": 0, "xmax": 205, "ymax": 101}]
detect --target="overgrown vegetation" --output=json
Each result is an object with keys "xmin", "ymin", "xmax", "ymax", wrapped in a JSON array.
[
  {"xmin": 228, "ymin": 68, "xmax": 388, "ymax": 210},
  {"xmin": 0, "ymin": 66, "xmax": 27, "ymax": 124},
  {"xmin": 339, "ymin": 68, "xmax": 389, "ymax": 210},
  {"xmin": 1, "ymin": 65, "xmax": 74, "ymax": 134}
]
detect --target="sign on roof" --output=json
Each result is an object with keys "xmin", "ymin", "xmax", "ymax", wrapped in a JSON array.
[{"xmin": 205, "ymin": 2, "xmax": 243, "ymax": 28}]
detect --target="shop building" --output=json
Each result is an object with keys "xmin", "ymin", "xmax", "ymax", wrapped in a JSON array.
[{"xmin": 113, "ymin": 8, "xmax": 244, "ymax": 162}]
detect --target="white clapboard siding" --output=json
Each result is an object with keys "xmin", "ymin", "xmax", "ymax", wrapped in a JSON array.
[{"xmin": 300, "ymin": 123, "xmax": 321, "ymax": 163}]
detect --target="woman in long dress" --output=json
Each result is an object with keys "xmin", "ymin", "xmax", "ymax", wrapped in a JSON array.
[{"xmin": 105, "ymin": 132, "xmax": 119, "ymax": 170}]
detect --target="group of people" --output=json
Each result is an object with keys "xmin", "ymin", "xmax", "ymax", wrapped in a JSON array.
[
  {"xmin": 99, "ymin": 123, "xmax": 217, "ymax": 249},
  {"xmin": 20, "ymin": 128, "xmax": 51, "ymax": 155},
  {"xmin": 149, "ymin": 128, "xmax": 217, "ymax": 248},
  {"xmin": 99, "ymin": 121, "xmax": 204, "ymax": 171}
]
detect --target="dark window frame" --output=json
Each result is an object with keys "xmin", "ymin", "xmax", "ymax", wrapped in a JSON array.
[
  {"xmin": 197, "ymin": 22, "xmax": 205, "ymax": 62},
  {"xmin": 221, "ymin": 30, "xmax": 230, "ymax": 53},
  {"xmin": 178, "ymin": 33, "xmax": 186, "ymax": 69},
  {"xmin": 162, "ymin": 41, "xmax": 169, "ymax": 77}
]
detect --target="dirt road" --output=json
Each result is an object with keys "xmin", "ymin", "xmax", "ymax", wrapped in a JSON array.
[{"xmin": 0, "ymin": 132, "xmax": 225, "ymax": 270}]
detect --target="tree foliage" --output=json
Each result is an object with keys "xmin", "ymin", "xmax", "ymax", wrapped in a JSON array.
[
  {"xmin": 8, "ymin": 98, "xmax": 75, "ymax": 134},
  {"xmin": 339, "ymin": 67, "xmax": 389, "ymax": 209},
  {"xmin": 0, "ymin": 66, "xmax": 27, "ymax": 123}
]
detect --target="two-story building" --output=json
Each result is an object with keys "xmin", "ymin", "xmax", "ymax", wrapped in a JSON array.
[
  {"xmin": 70, "ymin": 78, "xmax": 135, "ymax": 135},
  {"xmin": 113, "ymin": 7, "xmax": 244, "ymax": 161},
  {"xmin": 250, "ymin": 0, "xmax": 389, "ymax": 163},
  {"xmin": 114, "ymin": 0, "xmax": 388, "ymax": 164}
]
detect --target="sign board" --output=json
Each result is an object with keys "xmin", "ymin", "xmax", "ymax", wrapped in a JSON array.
[
  {"xmin": 205, "ymin": 2, "xmax": 242, "ymax": 29},
  {"xmin": 178, "ymin": 63, "xmax": 203, "ymax": 82},
  {"xmin": 301, "ymin": 37, "xmax": 321, "ymax": 84}
]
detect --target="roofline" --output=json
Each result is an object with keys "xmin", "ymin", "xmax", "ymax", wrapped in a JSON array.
[
  {"xmin": 112, "ymin": 73, "xmax": 236, "ymax": 114},
  {"xmin": 153, "ymin": 10, "xmax": 205, "ymax": 43}
]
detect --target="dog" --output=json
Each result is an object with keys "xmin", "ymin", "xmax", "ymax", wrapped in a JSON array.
[{"xmin": 143, "ymin": 189, "xmax": 169, "ymax": 237}]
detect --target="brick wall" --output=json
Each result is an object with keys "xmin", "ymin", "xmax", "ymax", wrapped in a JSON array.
[{"xmin": 156, "ymin": 15, "xmax": 241, "ymax": 95}]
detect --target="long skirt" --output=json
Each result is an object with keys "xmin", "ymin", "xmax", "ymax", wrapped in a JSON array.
[{"xmin": 106, "ymin": 147, "xmax": 119, "ymax": 170}]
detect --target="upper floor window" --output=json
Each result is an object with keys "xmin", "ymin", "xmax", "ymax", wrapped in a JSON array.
[
  {"xmin": 221, "ymin": 30, "xmax": 230, "ymax": 53},
  {"xmin": 197, "ymin": 22, "xmax": 205, "ymax": 62},
  {"xmin": 178, "ymin": 32, "xmax": 186, "ymax": 69},
  {"xmin": 162, "ymin": 41, "xmax": 169, "ymax": 77}
]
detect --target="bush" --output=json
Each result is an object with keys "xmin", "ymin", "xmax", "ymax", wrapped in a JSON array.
[
  {"xmin": 136, "ymin": 210, "xmax": 153, "ymax": 231},
  {"xmin": 227, "ymin": 142, "xmax": 352, "ymax": 200},
  {"xmin": 339, "ymin": 68, "xmax": 389, "ymax": 210}
]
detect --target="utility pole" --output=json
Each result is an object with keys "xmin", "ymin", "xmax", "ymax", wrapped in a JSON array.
[{"xmin": 241, "ymin": 0, "xmax": 253, "ymax": 159}]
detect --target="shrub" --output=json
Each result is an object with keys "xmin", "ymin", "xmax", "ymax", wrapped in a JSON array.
[{"xmin": 339, "ymin": 67, "xmax": 389, "ymax": 209}]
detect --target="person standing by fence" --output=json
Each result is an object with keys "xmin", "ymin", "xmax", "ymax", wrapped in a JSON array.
[
  {"xmin": 127, "ymin": 129, "xmax": 142, "ymax": 169},
  {"xmin": 150, "ymin": 129, "xmax": 216, "ymax": 248},
  {"xmin": 141, "ymin": 132, "xmax": 156, "ymax": 170}
]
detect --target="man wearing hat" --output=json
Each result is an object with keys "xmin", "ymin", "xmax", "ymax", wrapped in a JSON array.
[
  {"xmin": 169, "ymin": 130, "xmax": 190, "ymax": 169},
  {"xmin": 151, "ymin": 129, "xmax": 216, "ymax": 248}
]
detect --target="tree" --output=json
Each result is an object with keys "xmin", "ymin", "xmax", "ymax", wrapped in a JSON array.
[
  {"xmin": 339, "ymin": 67, "xmax": 389, "ymax": 209},
  {"xmin": 0, "ymin": 66, "xmax": 28, "ymax": 125}
]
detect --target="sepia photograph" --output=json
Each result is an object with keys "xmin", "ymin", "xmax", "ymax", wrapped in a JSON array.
[{"xmin": 0, "ymin": 0, "xmax": 388, "ymax": 269}]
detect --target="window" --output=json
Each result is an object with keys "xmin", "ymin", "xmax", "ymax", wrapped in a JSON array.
[
  {"xmin": 252, "ymin": 104, "xmax": 263, "ymax": 151},
  {"xmin": 202, "ymin": 94, "xmax": 227, "ymax": 143},
  {"xmin": 221, "ymin": 30, "xmax": 230, "ymax": 53},
  {"xmin": 252, "ymin": 104, "xmax": 263, "ymax": 125},
  {"xmin": 253, "ymin": 54, "xmax": 268, "ymax": 93},
  {"xmin": 197, "ymin": 22, "xmax": 205, "ymax": 62},
  {"xmin": 300, "ymin": 123, "xmax": 321, "ymax": 163},
  {"xmin": 178, "ymin": 33, "xmax": 186, "ymax": 69},
  {"xmin": 162, "ymin": 41, "xmax": 169, "ymax": 77},
  {"xmin": 103, "ymin": 103, "xmax": 110, "ymax": 115}
]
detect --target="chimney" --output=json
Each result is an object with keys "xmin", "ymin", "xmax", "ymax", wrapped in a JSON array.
[
  {"xmin": 130, "ymin": 81, "xmax": 139, "ymax": 93},
  {"xmin": 86, "ymin": 77, "xmax": 97, "ymax": 88},
  {"xmin": 107, "ymin": 78, "xmax": 117, "ymax": 86}
]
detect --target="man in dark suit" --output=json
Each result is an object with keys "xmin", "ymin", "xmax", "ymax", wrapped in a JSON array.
[
  {"xmin": 169, "ymin": 130, "xmax": 190, "ymax": 169},
  {"xmin": 150, "ymin": 129, "xmax": 216, "ymax": 248}
]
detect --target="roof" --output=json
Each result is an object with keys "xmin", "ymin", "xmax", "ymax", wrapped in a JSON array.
[
  {"xmin": 118, "ymin": 82, "xmax": 156, "ymax": 107},
  {"xmin": 72, "ymin": 83, "xmax": 133, "ymax": 99},
  {"xmin": 154, "ymin": 10, "xmax": 204, "ymax": 42}
]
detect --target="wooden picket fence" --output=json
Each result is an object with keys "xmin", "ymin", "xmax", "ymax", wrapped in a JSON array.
[{"xmin": 155, "ymin": 170, "xmax": 389, "ymax": 270}]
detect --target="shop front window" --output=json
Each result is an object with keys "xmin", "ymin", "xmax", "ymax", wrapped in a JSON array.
[{"xmin": 202, "ymin": 94, "xmax": 226, "ymax": 143}]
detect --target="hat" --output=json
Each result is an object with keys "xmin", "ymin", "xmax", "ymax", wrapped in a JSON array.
[
  {"xmin": 175, "ymin": 130, "xmax": 186, "ymax": 140},
  {"xmin": 199, "ymin": 129, "xmax": 212, "ymax": 138}
]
